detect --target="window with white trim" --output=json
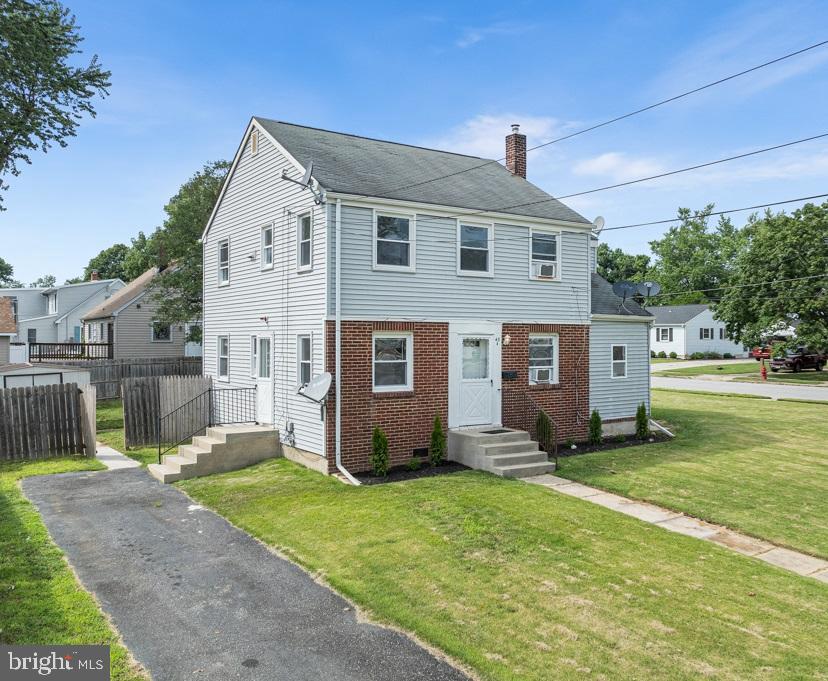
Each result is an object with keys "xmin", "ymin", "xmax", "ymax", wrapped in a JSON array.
[
  {"xmin": 458, "ymin": 222, "xmax": 492, "ymax": 275},
  {"xmin": 297, "ymin": 213, "xmax": 312, "ymax": 270},
  {"xmin": 151, "ymin": 321, "xmax": 171, "ymax": 342},
  {"xmin": 297, "ymin": 335, "xmax": 312, "ymax": 386},
  {"xmin": 529, "ymin": 334, "xmax": 559, "ymax": 384},
  {"xmin": 261, "ymin": 225, "xmax": 273, "ymax": 269},
  {"xmin": 47, "ymin": 293, "xmax": 57, "ymax": 315},
  {"xmin": 700, "ymin": 327, "xmax": 713, "ymax": 340},
  {"xmin": 373, "ymin": 333, "xmax": 413, "ymax": 392},
  {"xmin": 258, "ymin": 337, "xmax": 271, "ymax": 379},
  {"xmin": 218, "ymin": 239, "xmax": 229, "ymax": 285},
  {"xmin": 250, "ymin": 336, "xmax": 258, "ymax": 377},
  {"xmin": 657, "ymin": 327, "xmax": 672, "ymax": 342},
  {"xmin": 374, "ymin": 213, "xmax": 414, "ymax": 270},
  {"xmin": 611, "ymin": 345, "xmax": 627, "ymax": 378},
  {"xmin": 529, "ymin": 229, "xmax": 559, "ymax": 280},
  {"xmin": 217, "ymin": 336, "xmax": 229, "ymax": 380}
]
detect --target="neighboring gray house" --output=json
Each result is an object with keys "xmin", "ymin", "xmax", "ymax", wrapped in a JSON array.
[
  {"xmin": 0, "ymin": 275, "xmax": 125, "ymax": 345},
  {"xmin": 82, "ymin": 267, "xmax": 189, "ymax": 359},
  {"xmin": 646, "ymin": 304, "xmax": 748, "ymax": 358},
  {"xmin": 200, "ymin": 118, "xmax": 652, "ymax": 477}
]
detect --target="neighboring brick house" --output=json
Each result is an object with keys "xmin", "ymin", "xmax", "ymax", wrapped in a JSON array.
[
  {"xmin": 0, "ymin": 297, "xmax": 17, "ymax": 364},
  {"xmin": 202, "ymin": 118, "xmax": 652, "ymax": 477}
]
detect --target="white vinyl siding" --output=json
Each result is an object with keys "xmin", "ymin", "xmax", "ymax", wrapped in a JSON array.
[
  {"xmin": 457, "ymin": 222, "xmax": 493, "ymax": 276},
  {"xmin": 590, "ymin": 321, "xmax": 650, "ymax": 420},
  {"xmin": 529, "ymin": 334, "xmax": 558, "ymax": 384},
  {"xmin": 373, "ymin": 211, "xmax": 415, "ymax": 272},
  {"xmin": 372, "ymin": 332, "xmax": 413, "ymax": 392}
]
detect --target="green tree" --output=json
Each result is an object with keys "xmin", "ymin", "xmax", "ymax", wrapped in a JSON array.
[
  {"xmin": 0, "ymin": 0, "xmax": 110, "ymax": 207},
  {"xmin": 596, "ymin": 243, "xmax": 651, "ymax": 284},
  {"xmin": 81, "ymin": 243, "xmax": 130, "ymax": 281},
  {"xmin": 649, "ymin": 206, "xmax": 746, "ymax": 304},
  {"xmin": 29, "ymin": 274, "xmax": 55, "ymax": 287},
  {"xmin": 148, "ymin": 160, "xmax": 229, "ymax": 325},
  {"xmin": 122, "ymin": 231, "xmax": 160, "ymax": 281},
  {"xmin": 0, "ymin": 255, "xmax": 21, "ymax": 286},
  {"xmin": 715, "ymin": 202, "xmax": 828, "ymax": 350}
]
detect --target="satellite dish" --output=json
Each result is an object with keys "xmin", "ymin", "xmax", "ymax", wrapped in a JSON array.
[
  {"xmin": 637, "ymin": 281, "xmax": 661, "ymax": 298},
  {"xmin": 300, "ymin": 161, "xmax": 314, "ymax": 187},
  {"xmin": 612, "ymin": 280, "xmax": 638, "ymax": 300},
  {"xmin": 592, "ymin": 216, "xmax": 605, "ymax": 234},
  {"xmin": 281, "ymin": 160, "xmax": 325, "ymax": 204},
  {"xmin": 298, "ymin": 372, "xmax": 332, "ymax": 403}
]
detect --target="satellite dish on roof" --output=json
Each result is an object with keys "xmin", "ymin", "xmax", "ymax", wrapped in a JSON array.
[
  {"xmin": 637, "ymin": 281, "xmax": 661, "ymax": 299},
  {"xmin": 592, "ymin": 216, "xmax": 605, "ymax": 234},
  {"xmin": 298, "ymin": 372, "xmax": 332, "ymax": 403},
  {"xmin": 300, "ymin": 161, "xmax": 314, "ymax": 187},
  {"xmin": 281, "ymin": 161, "xmax": 325, "ymax": 204},
  {"xmin": 612, "ymin": 280, "xmax": 638, "ymax": 301}
]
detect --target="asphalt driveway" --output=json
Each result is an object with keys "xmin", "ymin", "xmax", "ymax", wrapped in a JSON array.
[{"xmin": 23, "ymin": 468, "xmax": 468, "ymax": 681}]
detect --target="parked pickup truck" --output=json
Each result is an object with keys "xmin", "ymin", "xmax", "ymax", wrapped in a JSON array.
[{"xmin": 770, "ymin": 348, "xmax": 825, "ymax": 372}]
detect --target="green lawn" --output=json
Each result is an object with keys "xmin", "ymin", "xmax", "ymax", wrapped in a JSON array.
[
  {"xmin": 0, "ymin": 458, "xmax": 145, "ymax": 681},
  {"xmin": 654, "ymin": 362, "xmax": 827, "ymax": 384},
  {"xmin": 559, "ymin": 390, "xmax": 828, "ymax": 558},
  {"xmin": 96, "ymin": 399, "xmax": 157, "ymax": 466},
  {"xmin": 649, "ymin": 357, "xmax": 678, "ymax": 363}
]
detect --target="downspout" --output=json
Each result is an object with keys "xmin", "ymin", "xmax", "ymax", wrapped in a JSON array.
[{"xmin": 335, "ymin": 198, "xmax": 360, "ymax": 485}]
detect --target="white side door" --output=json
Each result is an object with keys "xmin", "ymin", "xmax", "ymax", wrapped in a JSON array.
[
  {"xmin": 256, "ymin": 336, "xmax": 273, "ymax": 424},
  {"xmin": 448, "ymin": 322, "xmax": 502, "ymax": 429}
]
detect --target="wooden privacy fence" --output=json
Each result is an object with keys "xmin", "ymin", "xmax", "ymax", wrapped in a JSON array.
[
  {"xmin": 123, "ymin": 375, "xmax": 212, "ymax": 448},
  {"xmin": 0, "ymin": 383, "xmax": 96, "ymax": 460},
  {"xmin": 51, "ymin": 357, "xmax": 202, "ymax": 399}
]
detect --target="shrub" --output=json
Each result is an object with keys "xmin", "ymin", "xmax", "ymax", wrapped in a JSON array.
[
  {"xmin": 588, "ymin": 410, "xmax": 602, "ymax": 446},
  {"xmin": 429, "ymin": 414, "xmax": 446, "ymax": 467},
  {"xmin": 723, "ymin": 352, "xmax": 733, "ymax": 359},
  {"xmin": 614, "ymin": 433, "xmax": 626, "ymax": 443},
  {"xmin": 669, "ymin": 351, "xmax": 678, "ymax": 359},
  {"xmin": 564, "ymin": 438, "xmax": 576, "ymax": 450},
  {"xmin": 635, "ymin": 402, "xmax": 650, "ymax": 440},
  {"xmin": 690, "ymin": 352, "xmax": 705, "ymax": 360},
  {"xmin": 406, "ymin": 457, "xmax": 421, "ymax": 471},
  {"xmin": 650, "ymin": 350, "xmax": 656, "ymax": 358},
  {"xmin": 657, "ymin": 351, "xmax": 667, "ymax": 358},
  {"xmin": 705, "ymin": 351, "xmax": 722, "ymax": 360},
  {"xmin": 535, "ymin": 410, "xmax": 555, "ymax": 461},
  {"xmin": 371, "ymin": 426, "xmax": 389, "ymax": 477}
]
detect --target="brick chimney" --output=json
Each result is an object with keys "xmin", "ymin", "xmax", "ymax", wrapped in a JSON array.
[
  {"xmin": 505, "ymin": 123, "xmax": 527, "ymax": 178},
  {"xmin": 90, "ymin": 270, "xmax": 100, "ymax": 281}
]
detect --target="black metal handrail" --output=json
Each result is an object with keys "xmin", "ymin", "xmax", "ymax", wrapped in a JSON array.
[
  {"xmin": 503, "ymin": 390, "xmax": 559, "ymax": 460},
  {"xmin": 157, "ymin": 387, "xmax": 257, "ymax": 463}
]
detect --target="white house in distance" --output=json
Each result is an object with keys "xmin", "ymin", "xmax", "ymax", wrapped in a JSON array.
[
  {"xmin": 195, "ymin": 118, "xmax": 653, "ymax": 480},
  {"xmin": 646, "ymin": 304, "xmax": 748, "ymax": 358}
]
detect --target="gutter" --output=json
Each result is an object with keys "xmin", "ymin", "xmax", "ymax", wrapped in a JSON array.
[{"xmin": 334, "ymin": 198, "xmax": 360, "ymax": 485}]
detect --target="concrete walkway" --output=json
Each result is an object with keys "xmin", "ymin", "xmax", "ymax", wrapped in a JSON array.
[
  {"xmin": 526, "ymin": 474, "xmax": 828, "ymax": 583},
  {"xmin": 96, "ymin": 443, "xmax": 141, "ymax": 470},
  {"xmin": 22, "ymin": 469, "xmax": 468, "ymax": 681},
  {"xmin": 651, "ymin": 375, "xmax": 828, "ymax": 401}
]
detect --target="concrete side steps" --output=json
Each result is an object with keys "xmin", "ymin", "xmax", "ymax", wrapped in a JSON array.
[
  {"xmin": 149, "ymin": 425, "xmax": 281, "ymax": 484},
  {"xmin": 496, "ymin": 461, "xmax": 556, "ymax": 478},
  {"xmin": 479, "ymin": 440, "xmax": 539, "ymax": 456},
  {"xmin": 447, "ymin": 427, "xmax": 554, "ymax": 478}
]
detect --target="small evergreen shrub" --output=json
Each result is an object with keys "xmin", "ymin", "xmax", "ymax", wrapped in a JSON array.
[
  {"xmin": 705, "ymin": 351, "xmax": 722, "ymax": 360},
  {"xmin": 429, "ymin": 414, "xmax": 446, "ymax": 467},
  {"xmin": 669, "ymin": 351, "xmax": 677, "ymax": 359},
  {"xmin": 614, "ymin": 433, "xmax": 626, "ymax": 443},
  {"xmin": 371, "ymin": 426, "xmax": 389, "ymax": 477},
  {"xmin": 535, "ymin": 410, "xmax": 555, "ymax": 459},
  {"xmin": 635, "ymin": 402, "xmax": 650, "ymax": 440},
  {"xmin": 657, "ymin": 351, "xmax": 667, "ymax": 358},
  {"xmin": 650, "ymin": 350, "xmax": 656, "ymax": 358},
  {"xmin": 723, "ymin": 352, "xmax": 733, "ymax": 359},
  {"xmin": 690, "ymin": 352, "xmax": 705, "ymax": 360},
  {"xmin": 588, "ymin": 410, "xmax": 602, "ymax": 446},
  {"xmin": 406, "ymin": 457, "xmax": 422, "ymax": 471}
]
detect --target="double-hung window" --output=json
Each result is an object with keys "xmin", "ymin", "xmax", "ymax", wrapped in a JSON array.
[
  {"xmin": 457, "ymin": 222, "xmax": 493, "ymax": 276},
  {"xmin": 700, "ymin": 327, "xmax": 713, "ymax": 340},
  {"xmin": 529, "ymin": 229, "xmax": 559, "ymax": 280},
  {"xmin": 217, "ymin": 336, "xmax": 229, "ymax": 381},
  {"xmin": 218, "ymin": 239, "xmax": 230, "ymax": 285},
  {"xmin": 152, "ymin": 321, "xmax": 171, "ymax": 342},
  {"xmin": 611, "ymin": 344, "xmax": 627, "ymax": 378},
  {"xmin": 297, "ymin": 335, "xmax": 312, "ymax": 386},
  {"xmin": 373, "ymin": 333, "xmax": 413, "ymax": 392},
  {"xmin": 374, "ymin": 212, "xmax": 414, "ymax": 271},
  {"xmin": 529, "ymin": 334, "xmax": 558, "ymax": 384},
  {"xmin": 297, "ymin": 213, "xmax": 312, "ymax": 271},
  {"xmin": 261, "ymin": 225, "xmax": 273, "ymax": 269},
  {"xmin": 658, "ymin": 327, "xmax": 672, "ymax": 342}
]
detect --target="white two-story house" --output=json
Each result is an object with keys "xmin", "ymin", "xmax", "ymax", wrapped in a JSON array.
[{"xmin": 201, "ymin": 118, "xmax": 652, "ymax": 476}]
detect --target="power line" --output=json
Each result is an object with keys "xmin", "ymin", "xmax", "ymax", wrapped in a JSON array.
[
  {"xmin": 646, "ymin": 274, "xmax": 827, "ymax": 301},
  {"xmin": 373, "ymin": 39, "xmax": 828, "ymax": 198}
]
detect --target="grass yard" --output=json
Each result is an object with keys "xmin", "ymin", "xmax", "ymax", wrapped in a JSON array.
[
  {"xmin": 654, "ymin": 362, "xmax": 828, "ymax": 384},
  {"xmin": 559, "ymin": 390, "xmax": 828, "ymax": 558},
  {"xmin": 180, "ymin": 460, "xmax": 828, "ymax": 680},
  {"xmin": 0, "ymin": 458, "xmax": 145, "ymax": 681},
  {"xmin": 96, "ymin": 399, "xmax": 157, "ymax": 466}
]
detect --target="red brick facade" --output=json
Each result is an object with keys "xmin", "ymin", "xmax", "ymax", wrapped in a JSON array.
[{"xmin": 325, "ymin": 320, "xmax": 589, "ymax": 473}]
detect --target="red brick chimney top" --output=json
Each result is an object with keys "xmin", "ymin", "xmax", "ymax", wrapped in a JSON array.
[
  {"xmin": 505, "ymin": 123, "xmax": 527, "ymax": 178},
  {"xmin": 90, "ymin": 270, "xmax": 100, "ymax": 281}
]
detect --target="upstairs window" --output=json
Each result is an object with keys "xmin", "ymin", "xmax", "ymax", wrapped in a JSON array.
[
  {"xmin": 529, "ymin": 334, "xmax": 558, "ymax": 384},
  {"xmin": 529, "ymin": 229, "xmax": 559, "ymax": 280},
  {"xmin": 47, "ymin": 293, "xmax": 57, "ymax": 315},
  {"xmin": 458, "ymin": 222, "xmax": 492, "ymax": 276},
  {"xmin": 611, "ymin": 344, "xmax": 627, "ymax": 378},
  {"xmin": 297, "ymin": 335, "xmax": 312, "ymax": 385},
  {"xmin": 218, "ymin": 239, "xmax": 230, "ymax": 285},
  {"xmin": 261, "ymin": 225, "xmax": 273, "ymax": 269},
  {"xmin": 374, "ymin": 212, "xmax": 414, "ymax": 271},
  {"xmin": 297, "ymin": 213, "xmax": 312, "ymax": 271}
]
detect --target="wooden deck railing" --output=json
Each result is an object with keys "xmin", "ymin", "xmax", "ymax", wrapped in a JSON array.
[{"xmin": 29, "ymin": 342, "xmax": 114, "ymax": 361}]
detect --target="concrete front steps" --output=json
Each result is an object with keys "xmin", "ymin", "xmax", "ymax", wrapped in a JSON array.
[
  {"xmin": 148, "ymin": 425, "xmax": 281, "ymax": 483},
  {"xmin": 447, "ymin": 427, "xmax": 555, "ymax": 478}
]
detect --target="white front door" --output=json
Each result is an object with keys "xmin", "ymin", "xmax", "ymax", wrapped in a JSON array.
[
  {"xmin": 449, "ymin": 322, "xmax": 502, "ymax": 428},
  {"xmin": 256, "ymin": 336, "xmax": 273, "ymax": 424}
]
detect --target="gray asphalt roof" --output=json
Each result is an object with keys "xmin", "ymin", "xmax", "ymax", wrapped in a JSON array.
[
  {"xmin": 255, "ymin": 118, "xmax": 590, "ymax": 224},
  {"xmin": 83, "ymin": 267, "xmax": 158, "ymax": 320},
  {"xmin": 645, "ymin": 304, "xmax": 709, "ymax": 325},
  {"xmin": 591, "ymin": 273, "xmax": 652, "ymax": 317}
]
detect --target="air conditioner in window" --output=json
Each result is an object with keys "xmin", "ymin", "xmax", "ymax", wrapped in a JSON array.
[
  {"xmin": 532, "ymin": 262, "xmax": 557, "ymax": 279},
  {"xmin": 530, "ymin": 368, "xmax": 553, "ymax": 383}
]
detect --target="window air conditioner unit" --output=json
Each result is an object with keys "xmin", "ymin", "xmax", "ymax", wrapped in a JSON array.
[
  {"xmin": 530, "ymin": 368, "xmax": 553, "ymax": 383},
  {"xmin": 532, "ymin": 262, "xmax": 557, "ymax": 279}
]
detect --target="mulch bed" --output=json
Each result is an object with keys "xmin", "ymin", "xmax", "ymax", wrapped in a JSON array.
[
  {"xmin": 556, "ymin": 430, "xmax": 671, "ymax": 458},
  {"xmin": 356, "ymin": 460, "xmax": 470, "ymax": 485}
]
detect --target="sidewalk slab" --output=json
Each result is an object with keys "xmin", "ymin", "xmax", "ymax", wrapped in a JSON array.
[
  {"xmin": 96, "ymin": 443, "xmax": 141, "ymax": 470},
  {"xmin": 655, "ymin": 515, "xmax": 719, "ymax": 539},
  {"xmin": 755, "ymin": 547, "xmax": 828, "ymax": 577}
]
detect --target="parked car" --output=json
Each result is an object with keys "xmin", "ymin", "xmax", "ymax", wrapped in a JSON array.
[
  {"xmin": 751, "ymin": 346, "xmax": 772, "ymax": 361},
  {"xmin": 770, "ymin": 348, "xmax": 825, "ymax": 372}
]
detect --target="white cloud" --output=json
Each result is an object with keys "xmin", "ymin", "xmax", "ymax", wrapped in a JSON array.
[
  {"xmin": 573, "ymin": 152, "xmax": 665, "ymax": 182},
  {"xmin": 455, "ymin": 22, "xmax": 534, "ymax": 49}
]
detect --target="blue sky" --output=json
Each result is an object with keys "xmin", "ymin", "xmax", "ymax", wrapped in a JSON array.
[{"xmin": 2, "ymin": 0, "xmax": 828, "ymax": 283}]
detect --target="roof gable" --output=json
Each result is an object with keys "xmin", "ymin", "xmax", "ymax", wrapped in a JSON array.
[
  {"xmin": 82, "ymin": 268, "xmax": 159, "ymax": 320},
  {"xmin": 645, "ymin": 304, "xmax": 709, "ymax": 325}
]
